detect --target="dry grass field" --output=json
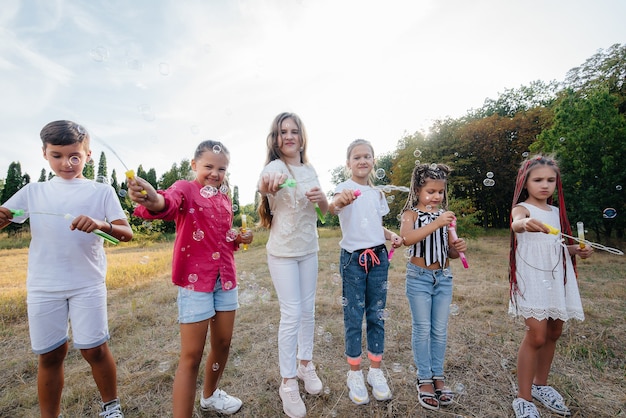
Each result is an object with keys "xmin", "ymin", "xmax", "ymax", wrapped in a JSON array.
[{"xmin": 0, "ymin": 229, "xmax": 624, "ymax": 417}]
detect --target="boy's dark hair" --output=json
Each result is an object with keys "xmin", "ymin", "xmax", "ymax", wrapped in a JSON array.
[{"xmin": 40, "ymin": 120, "xmax": 90, "ymax": 149}]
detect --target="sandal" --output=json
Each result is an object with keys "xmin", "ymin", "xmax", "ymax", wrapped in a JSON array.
[
  {"xmin": 417, "ymin": 378, "xmax": 439, "ymax": 411},
  {"xmin": 433, "ymin": 376, "xmax": 454, "ymax": 406}
]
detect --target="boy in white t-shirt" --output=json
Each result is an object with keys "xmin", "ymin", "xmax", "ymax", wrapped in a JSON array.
[{"xmin": 0, "ymin": 120, "xmax": 133, "ymax": 418}]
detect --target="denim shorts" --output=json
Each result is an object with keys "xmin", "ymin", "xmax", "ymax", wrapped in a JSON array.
[{"xmin": 177, "ymin": 278, "xmax": 239, "ymax": 324}]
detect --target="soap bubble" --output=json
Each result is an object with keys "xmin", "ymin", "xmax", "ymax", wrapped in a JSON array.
[
  {"xmin": 454, "ymin": 382, "xmax": 466, "ymax": 395},
  {"xmin": 483, "ymin": 178, "xmax": 495, "ymax": 187},
  {"xmin": 559, "ymin": 137, "xmax": 566, "ymax": 142},
  {"xmin": 486, "ymin": 171, "xmax": 494, "ymax": 178},
  {"xmin": 69, "ymin": 156, "xmax": 81, "ymax": 166},
  {"xmin": 449, "ymin": 303, "xmax": 459, "ymax": 316},
  {"xmin": 200, "ymin": 186, "xmax": 218, "ymax": 198},
  {"xmin": 391, "ymin": 363, "xmax": 403, "ymax": 373},
  {"xmin": 542, "ymin": 279, "xmax": 552, "ymax": 290},
  {"xmin": 192, "ymin": 229, "xmax": 205, "ymax": 241},
  {"xmin": 331, "ymin": 272, "xmax": 341, "ymax": 285},
  {"xmin": 522, "ymin": 151, "xmax": 529, "ymax": 157},
  {"xmin": 377, "ymin": 309, "xmax": 390, "ymax": 321},
  {"xmin": 139, "ymin": 255, "xmax": 150, "ymax": 264},
  {"xmin": 118, "ymin": 189, "xmax": 127, "ymax": 197},
  {"xmin": 603, "ymin": 208, "xmax": 617, "ymax": 219},
  {"xmin": 225, "ymin": 228, "xmax": 238, "ymax": 242},
  {"xmin": 212, "ymin": 144, "xmax": 222, "ymax": 154},
  {"xmin": 413, "ymin": 149, "xmax": 422, "ymax": 158},
  {"xmin": 375, "ymin": 168, "xmax": 386, "ymax": 179},
  {"xmin": 90, "ymin": 45, "xmax": 109, "ymax": 62},
  {"xmin": 158, "ymin": 361, "xmax": 170, "ymax": 373},
  {"xmin": 616, "ymin": 185, "xmax": 622, "ymax": 191},
  {"xmin": 324, "ymin": 332, "xmax": 333, "ymax": 343},
  {"xmin": 188, "ymin": 273, "xmax": 198, "ymax": 283},
  {"xmin": 159, "ymin": 62, "xmax": 170, "ymax": 75},
  {"xmin": 212, "ymin": 252, "xmax": 220, "ymax": 260},
  {"xmin": 212, "ymin": 363, "xmax": 220, "ymax": 372}
]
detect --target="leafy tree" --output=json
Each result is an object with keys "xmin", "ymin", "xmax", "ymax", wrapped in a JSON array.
[
  {"xmin": 82, "ymin": 161, "xmax": 94, "ymax": 179},
  {"xmin": 1, "ymin": 162, "xmax": 27, "ymax": 203},
  {"xmin": 1, "ymin": 162, "xmax": 29, "ymax": 234},
  {"xmin": 532, "ymin": 89, "xmax": 626, "ymax": 239},
  {"xmin": 476, "ymin": 80, "xmax": 559, "ymax": 118},
  {"xmin": 38, "ymin": 168, "xmax": 47, "ymax": 182},
  {"xmin": 96, "ymin": 151, "xmax": 107, "ymax": 183},
  {"xmin": 110, "ymin": 169, "xmax": 120, "ymax": 194},
  {"xmin": 145, "ymin": 168, "xmax": 158, "ymax": 189},
  {"xmin": 563, "ymin": 43, "xmax": 626, "ymax": 114},
  {"xmin": 232, "ymin": 185, "xmax": 240, "ymax": 214}
]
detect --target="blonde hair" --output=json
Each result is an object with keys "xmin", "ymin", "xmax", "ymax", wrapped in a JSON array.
[{"xmin": 345, "ymin": 139, "xmax": 376, "ymax": 187}]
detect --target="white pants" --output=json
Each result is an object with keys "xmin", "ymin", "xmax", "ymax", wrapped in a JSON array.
[{"xmin": 267, "ymin": 252, "xmax": 318, "ymax": 378}]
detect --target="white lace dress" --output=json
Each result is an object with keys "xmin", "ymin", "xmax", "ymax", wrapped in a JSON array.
[{"xmin": 509, "ymin": 202, "xmax": 585, "ymax": 321}]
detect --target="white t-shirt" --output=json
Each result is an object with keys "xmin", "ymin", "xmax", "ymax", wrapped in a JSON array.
[
  {"xmin": 334, "ymin": 179, "xmax": 389, "ymax": 252},
  {"xmin": 260, "ymin": 159, "xmax": 321, "ymax": 257},
  {"xmin": 3, "ymin": 177, "xmax": 127, "ymax": 291}
]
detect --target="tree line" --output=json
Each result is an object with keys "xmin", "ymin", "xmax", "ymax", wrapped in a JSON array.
[{"xmin": 2, "ymin": 44, "xmax": 625, "ymax": 240}]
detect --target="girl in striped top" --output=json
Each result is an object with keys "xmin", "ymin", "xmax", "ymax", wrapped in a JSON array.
[{"xmin": 399, "ymin": 163, "xmax": 467, "ymax": 411}]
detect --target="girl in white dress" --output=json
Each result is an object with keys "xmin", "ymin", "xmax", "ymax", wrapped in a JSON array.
[{"xmin": 509, "ymin": 155, "xmax": 593, "ymax": 418}]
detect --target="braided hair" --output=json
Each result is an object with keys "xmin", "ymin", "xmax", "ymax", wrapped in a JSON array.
[
  {"xmin": 508, "ymin": 155, "xmax": 576, "ymax": 302},
  {"xmin": 402, "ymin": 163, "xmax": 451, "ymax": 213}
]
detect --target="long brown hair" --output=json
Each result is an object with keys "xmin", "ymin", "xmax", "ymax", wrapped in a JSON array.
[
  {"xmin": 257, "ymin": 112, "xmax": 310, "ymax": 228},
  {"xmin": 508, "ymin": 155, "xmax": 576, "ymax": 302}
]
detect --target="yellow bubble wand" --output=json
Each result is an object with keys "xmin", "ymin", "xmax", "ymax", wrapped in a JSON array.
[{"xmin": 544, "ymin": 223, "xmax": 622, "ymax": 255}]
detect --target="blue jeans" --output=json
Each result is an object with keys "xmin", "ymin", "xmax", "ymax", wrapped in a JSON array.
[
  {"xmin": 340, "ymin": 245, "xmax": 389, "ymax": 360},
  {"xmin": 405, "ymin": 262, "xmax": 453, "ymax": 379}
]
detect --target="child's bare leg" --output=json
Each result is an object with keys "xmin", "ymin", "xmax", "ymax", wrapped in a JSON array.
[
  {"xmin": 38, "ymin": 342, "xmax": 68, "ymax": 418},
  {"xmin": 516, "ymin": 318, "xmax": 547, "ymax": 400},
  {"xmin": 173, "ymin": 320, "xmax": 209, "ymax": 418},
  {"xmin": 80, "ymin": 342, "xmax": 118, "ymax": 403},
  {"xmin": 534, "ymin": 319, "xmax": 562, "ymax": 385},
  {"xmin": 203, "ymin": 310, "xmax": 236, "ymax": 397}
]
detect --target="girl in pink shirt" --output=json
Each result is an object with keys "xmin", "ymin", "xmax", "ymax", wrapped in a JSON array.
[{"xmin": 129, "ymin": 140, "xmax": 252, "ymax": 417}]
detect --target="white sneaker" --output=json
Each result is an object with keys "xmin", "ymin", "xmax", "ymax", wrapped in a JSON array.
[
  {"xmin": 200, "ymin": 388, "xmax": 242, "ymax": 415},
  {"xmin": 296, "ymin": 361, "xmax": 323, "ymax": 395},
  {"xmin": 512, "ymin": 397, "xmax": 541, "ymax": 418},
  {"xmin": 279, "ymin": 378, "xmax": 306, "ymax": 418},
  {"xmin": 100, "ymin": 398, "xmax": 124, "ymax": 418},
  {"xmin": 346, "ymin": 370, "xmax": 369, "ymax": 405},
  {"xmin": 531, "ymin": 384, "xmax": 571, "ymax": 416},
  {"xmin": 367, "ymin": 367, "xmax": 392, "ymax": 401}
]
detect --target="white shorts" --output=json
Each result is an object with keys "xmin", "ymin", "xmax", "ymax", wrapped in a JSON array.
[{"xmin": 27, "ymin": 283, "xmax": 110, "ymax": 354}]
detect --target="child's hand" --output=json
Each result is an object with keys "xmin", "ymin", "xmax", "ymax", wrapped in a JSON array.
[
  {"xmin": 438, "ymin": 211, "xmax": 456, "ymax": 227},
  {"xmin": 239, "ymin": 229, "xmax": 254, "ymax": 245},
  {"xmin": 521, "ymin": 218, "xmax": 550, "ymax": 233},
  {"xmin": 451, "ymin": 237, "xmax": 467, "ymax": 253},
  {"xmin": 305, "ymin": 186, "xmax": 325, "ymax": 205},
  {"xmin": 70, "ymin": 215, "xmax": 103, "ymax": 234},
  {"xmin": 0, "ymin": 207, "xmax": 13, "ymax": 230},
  {"xmin": 390, "ymin": 233, "xmax": 403, "ymax": 248},
  {"xmin": 128, "ymin": 176, "xmax": 155, "ymax": 202},
  {"xmin": 331, "ymin": 189, "xmax": 358, "ymax": 212},
  {"xmin": 571, "ymin": 245, "xmax": 594, "ymax": 259},
  {"xmin": 259, "ymin": 172, "xmax": 288, "ymax": 194}
]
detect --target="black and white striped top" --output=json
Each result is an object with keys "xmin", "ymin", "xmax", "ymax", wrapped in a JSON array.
[{"xmin": 409, "ymin": 208, "xmax": 449, "ymax": 267}]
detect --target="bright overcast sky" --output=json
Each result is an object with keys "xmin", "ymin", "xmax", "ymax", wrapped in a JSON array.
[{"xmin": 1, "ymin": 0, "xmax": 624, "ymax": 205}]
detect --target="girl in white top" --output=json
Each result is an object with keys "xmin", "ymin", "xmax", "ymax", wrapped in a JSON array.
[
  {"xmin": 329, "ymin": 139, "xmax": 402, "ymax": 406},
  {"xmin": 257, "ymin": 112, "xmax": 328, "ymax": 418},
  {"xmin": 509, "ymin": 155, "xmax": 593, "ymax": 418}
]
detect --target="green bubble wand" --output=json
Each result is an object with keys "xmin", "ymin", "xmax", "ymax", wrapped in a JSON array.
[
  {"xmin": 10, "ymin": 209, "xmax": 119, "ymax": 245},
  {"xmin": 280, "ymin": 178, "xmax": 325, "ymax": 224}
]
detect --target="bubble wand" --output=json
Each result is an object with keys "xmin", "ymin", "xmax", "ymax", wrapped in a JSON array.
[
  {"xmin": 544, "ymin": 223, "xmax": 623, "ymax": 255},
  {"xmin": 94, "ymin": 137, "xmax": 147, "ymax": 195},
  {"xmin": 576, "ymin": 222, "xmax": 585, "ymax": 249},
  {"xmin": 280, "ymin": 178, "xmax": 325, "ymax": 224},
  {"xmin": 240, "ymin": 214, "xmax": 248, "ymax": 251},
  {"xmin": 449, "ymin": 217, "xmax": 469, "ymax": 268},
  {"xmin": 10, "ymin": 209, "xmax": 118, "ymax": 245}
]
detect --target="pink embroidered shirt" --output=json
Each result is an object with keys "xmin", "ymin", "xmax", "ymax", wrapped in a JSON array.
[{"xmin": 134, "ymin": 180, "xmax": 238, "ymax": 292}]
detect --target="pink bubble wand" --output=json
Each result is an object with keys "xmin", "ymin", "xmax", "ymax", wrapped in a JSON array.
[{"xmin": 449, "ymin": 217, "xmax": 468, "ymax": 268}]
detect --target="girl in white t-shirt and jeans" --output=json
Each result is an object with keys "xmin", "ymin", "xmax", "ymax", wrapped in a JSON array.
[{"xmin": 329, "ymin": 139, "xmax": 402, "ymax": 406}]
